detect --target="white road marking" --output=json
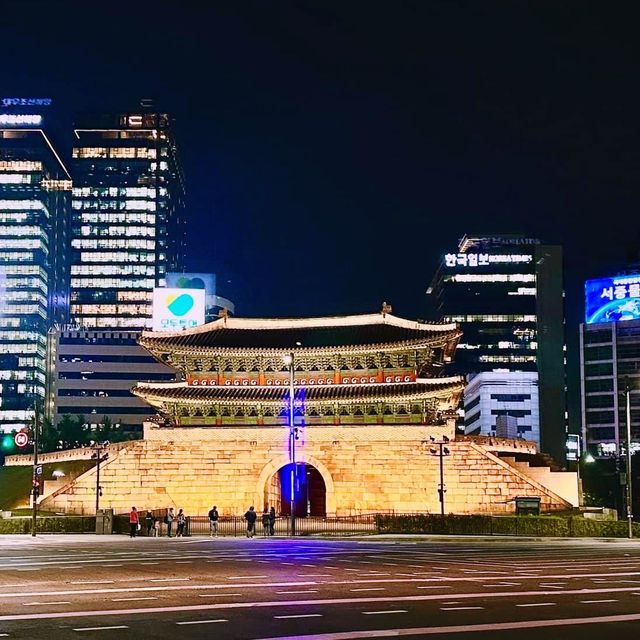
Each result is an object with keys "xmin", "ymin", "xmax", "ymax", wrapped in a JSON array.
[
  {"xmin": 417, "ymin": 586, "xmax": 452, "ymax": 589},
  {"xmin": 516, "ymin": 602, "xmax": 556, "ymax": 607},
  {"xmin": 111, "ymin": 597, "xmax": 159, "ymax": 602},
  {"xmin": 199, "ymin": 593, "xmax": 242, "ymax": 597},
  {"xmin": 72, "ymin": 626, "xmax": 128, "ymax": 632},
  {"xmin": 275, "ymin": 614, "xmax": 323, "ymax": 619},
  {"xmin": 441, "ymin": 607, "xmax": 484, "ymax": 611},
  {"xmin": 350, "ymin": 588, "xmax": 385, "ymax": 592},
  {"xmin": 23, "ymin": 601, "xmax": 71, "ymax": 606},
  {"xmin": 483, "ymin": 582, "xmax": 520, "ymax": 587},
  {"xmin": 363, "ymin": 610, "xmax": 407, "ymax": 615},
  {"xmin": 580, "ymin": 599, "xmax": 618, "ymax": 604},
  {"xmin": 149, "ymin": 578, "xmax": 190, "ymax": 582},
  {"xmin": 139, "ymin": 562, "xmax": 160, "ymax": 566},
  {"xmin": 176, "ymin": 619, "xmax": 228, "ymax": 625},
  {"xmin": 276, "ymin": 590, "xmax": 319, "ymax": 595},
  {"xmin": 70, "ymin": 581, "xmax": 114, "ymax": 585}
]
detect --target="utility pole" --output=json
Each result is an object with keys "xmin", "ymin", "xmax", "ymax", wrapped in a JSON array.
[
  {"xmin": 287, "ymin": 352, "xmax": 296, "ymax": 536},
  {"xmin": 31, "ymin": 405, "xmax": 39, "ymax": 537},
  {"xmin": 92, "ymin": 442, "xmax": 109, "ymax": 514}
]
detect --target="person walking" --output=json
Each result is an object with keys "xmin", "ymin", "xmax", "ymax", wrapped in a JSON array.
[
  {"xmin": 145, "ymin": 510, "xmax": 154, "ymax": 536},
  {"xmin": 261, "ymin": 508, "xmax": 270, "ymax": 536},
  {"xmin": 208, "ymin": 505, "xmax": 219, "ymax": 537},
  {"xmin": 129, "ymin": 506, "xmax": 139, "ymax": 538},
  {"xmin": 269, "ymin": 506, "xmax": 276, "ymax": 536},
  {"xmin": 176, "ymin": 508, "xmax": 186, "ymax": 537},
  {"xmin": 165, "ymin": 507, "xmax": 174, "ymax": 538},
  {"xmin": 244, "ymin": 505, "xmax": 257, "ymax": 538}
]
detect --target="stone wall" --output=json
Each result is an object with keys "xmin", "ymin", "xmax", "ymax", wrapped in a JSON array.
[{"xmin": 41, "ymin": 422, "xmax": 574, "ymax": 516}]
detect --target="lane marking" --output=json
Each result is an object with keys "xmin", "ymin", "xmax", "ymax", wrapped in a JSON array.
[
  {"xmin": 249, "ymin": 613, "xmax": 640, "ymax": 640},
  {"xmin": 350, "ymin": 589, "xmax": 385, "ymax": 592},
  {"xmin": 275, "ymin": 614, "xmax": 323, "ymax": 619},
  {"xmin": 23, "ymin": 601, "xmax": 71, "ymax": 606},
  {"xmin": 112, "ymin": 597, "xmax": 159, "ymax": 602},
  {"xmin": 363, "ymin": 610, "xmax": 407, "ymax": 615},
  {"xmin": 72, "ymin": 626, "xmax": 128, "ymax": 632},
  {"xmin": 176, "ymin": 619, "xmax": 228, "ymax": 625},
  {"xmin": 70, "ymin": 581, "xmax": 114, "ymax": 585},
  {"xmin": 516, "ymin": 602, "xmax": 556, "ymax": 607},
  {"xmin": 441, "ymin": 607, "xmax": 484, "ymax": 611},
  {"xmin": 276, "ymin": 590, "xmax": 319, "ymax": 595},
  {"xmin": 580, "ymin": 599, "xmax": 618, "ymax": 604}
]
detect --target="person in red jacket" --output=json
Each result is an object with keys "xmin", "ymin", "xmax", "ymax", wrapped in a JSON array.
[{"xmin": 129, "ymin": 506, "xmax": 139, "ymax": 538}]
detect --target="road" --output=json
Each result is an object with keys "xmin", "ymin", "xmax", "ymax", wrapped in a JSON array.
[{"xmin": 0, "ymin": 534, "xmax": 639, "ymax": 638}]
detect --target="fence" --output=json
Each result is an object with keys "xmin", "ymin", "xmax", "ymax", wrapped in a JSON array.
[{"xmin": 113, "ymin": 513, "xmax": 378, "ymax": 537}]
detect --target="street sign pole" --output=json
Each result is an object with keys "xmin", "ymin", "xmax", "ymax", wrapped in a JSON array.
[{"xmin": 31, "ymin": 406, "xmax": 39, "ymax": 538}]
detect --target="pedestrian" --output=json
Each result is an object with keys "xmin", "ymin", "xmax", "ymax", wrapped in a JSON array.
[
  {"xmin": 152, "ymin": 516, "xmax": 159, "ymax": 537},
  {"xmin": 261, "ymin": 508, "xmax": 270, "ymax": 536},
  {"xmin": 176, "ymin": 508, "xmax": 186, "ymax": 537},
  {"xmin": 165, "ymin": 507, "xmax": 174, "ymax": 538},
  {"xmin": 244, "ymin": 505, "xmax": 257, "ymax": 538},
  {"xmin": 145, "ymin": 510, "xmax": 154, "ymax": 536},
  {"xmin": 129, "ymin": 506, "xmax": 139, "ymax": 538},
  {"xmin": 208, "ymin": 505, "xmax": 219, "ymax": 537},
  {"xmin": 269, "ymin": 506, "xmax": 276, "ymax": 536}
]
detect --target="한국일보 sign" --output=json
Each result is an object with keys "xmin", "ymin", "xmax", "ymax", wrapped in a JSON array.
[
  {"xmin": 152, "ymin": 287, "xmax": 205, "ymax": 332},
  {"xmin": 585, "ymin": 275, "xmax": 640, "ymax": 324}
]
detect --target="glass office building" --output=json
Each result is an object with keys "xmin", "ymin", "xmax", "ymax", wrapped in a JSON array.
[
  {"xmin": 70, "ymin": 109, "xmax": 185, "ymax": 330},
  {"xmin": 428, "ymin": 234, "xmax": 566, "ymax": 463},
  {"xmin": 0, "ymin": 103, "xmax": 71, "ymax": 432}
]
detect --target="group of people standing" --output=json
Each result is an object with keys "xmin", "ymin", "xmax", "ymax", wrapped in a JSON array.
[
  {"xmin": 128, "ymin": 506, "xmax": 187, "ymax": 538},
  {"xmin": 244, "ymin": 506, "xmax": 277, "ymax": 537},
  {"xmin": 128, "ymin": 505, "xmax": 278, "ymax": 538}
]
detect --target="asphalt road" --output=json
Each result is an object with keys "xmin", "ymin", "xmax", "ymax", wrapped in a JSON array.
[{"xmin": 0, "ymin": 534, "xmax": 640, "ymax": 639}]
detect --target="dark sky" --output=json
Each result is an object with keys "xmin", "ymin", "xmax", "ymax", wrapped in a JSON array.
[{"xmin": 3, "ymin": 1, "xmax": 640, "ymax": 424}]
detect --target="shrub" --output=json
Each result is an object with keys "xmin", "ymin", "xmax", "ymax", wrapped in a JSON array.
[{"xmin": 0, "ymin": 516, "xmax": 95, "ymax": 535}]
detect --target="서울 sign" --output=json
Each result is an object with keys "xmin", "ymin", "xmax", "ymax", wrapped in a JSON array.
[
  {"xmin": 187, "ymin": 373, "xmax": 417, "ymax": 387},
  {"xmin": 585, "ymin": 274, "xmax": 640, "ymax": 324},
  {"xmin": 444, "ymin": 253, "xmax": 533, "ymax": 268},
  {"xmin": 2, "ymin": 98, "xmax": 52, "ymax": 107}
]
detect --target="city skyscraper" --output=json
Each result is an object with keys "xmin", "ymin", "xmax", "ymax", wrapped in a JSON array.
[
  {"xmin": 428, "ymin": 234, "xmax": 566, "ymax": 463},
  {"xmin": 0, "ymin": 98, "xmax": 71, "ymax": 432},
  {"xmin": 69, "ymin": 106, "xmax": 185, "ymax": 330}
]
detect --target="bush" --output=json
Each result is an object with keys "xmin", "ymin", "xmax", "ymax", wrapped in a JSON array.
[
  {"xmin": 0, "ymin": 516, "xmax": 95, "ymax": 534},
  {"xmin": 375, "ymin": 514, "xmax": 638, "ymax": 538}
]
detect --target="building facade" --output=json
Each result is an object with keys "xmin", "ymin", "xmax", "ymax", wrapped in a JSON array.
[
  {"xmin": 69, "ymin": 108, "xmax": 185, "ymax": 330},
  {"xmin": 46, "ymin": 327, "xmax": 175, "ymax": 436},
  {"xmin": 428, "ymin": 234, "xmax": 566, "ymax": 462},
  {"xmin": 580, "ymin": 273, "xmax": 640, "ymax": 457},
  {"xmin": 0, "ymin": 100, "xmax": 71, "ymax": 432}
]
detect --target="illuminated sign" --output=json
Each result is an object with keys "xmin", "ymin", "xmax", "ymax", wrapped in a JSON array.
[
  {"xmin": 187, "ymin": 373, "xmax": 417, "ymax": 387},
  {"xmin": 152, "ymin": 287, "xmax": 205, "ymax": 332},
  {"xmin": 566, "ymin": 434, "xmax": 580, "ymax": 462},
  {"xmin": 0, "ymin": 114, "xmax": 42, "ymax": 126},
  {"xmin": 585, "ymin": 274, "xmax": 640, "ymax": 324},
  {"xmin": 444, "ymin": 253, "xmax": 533, "ymax": 268},
  {"xmin": 1, "ymin": 98, "xmax": 52, "ymax": 107}
]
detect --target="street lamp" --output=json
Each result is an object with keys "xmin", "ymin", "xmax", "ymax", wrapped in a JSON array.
[
  {"xmin": 283, "ymin": 352, "xmax": 296, "ymax": 536},
  {"xmin": 91, "ymin": 441, "xmax": 110, "ymax": 514},
  {"xmin": 429, "ymin": 435, "xmax": 450, "ymax": 517},
  {"xmin": 624, "ymin": 380, "xmax": 635, "ymax": 539}
]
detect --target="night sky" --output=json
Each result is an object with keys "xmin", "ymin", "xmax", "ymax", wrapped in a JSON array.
[{"xmin": 3, "ymin": 1, "xmax": 640, "ymax": 425}]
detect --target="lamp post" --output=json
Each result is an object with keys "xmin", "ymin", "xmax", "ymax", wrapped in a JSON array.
[
  {"xmin": 91, "ymin": 442, "xmax": 109, "ymax": 514},
  {"xmin": 31, "ymin": 405, "xmax": 39, "ymax": 538},
  {"xmin": 283, "ymin": 352, "xmax": 296, "ymax": 536},
  {"xmin": 624, "ymin": 381, "xmax": 634, "ymax": 539},
  {"xmin": 429, "ymin": 436, "xmax": 450, "ymax": 517}
]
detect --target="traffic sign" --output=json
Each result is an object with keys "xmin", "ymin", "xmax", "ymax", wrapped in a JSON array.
[
  {"xmin": 14, "ymin": 432, "xmax": 28, "ymax": 448},
  {"xmin": 35, "ymin": 465, "xmax": 43, "ymax": 476}
]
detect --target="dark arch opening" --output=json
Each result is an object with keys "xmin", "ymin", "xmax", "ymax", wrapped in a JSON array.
[{"xmin": 267, "ymin": 463, "xmax": 327, "ymax": 517}]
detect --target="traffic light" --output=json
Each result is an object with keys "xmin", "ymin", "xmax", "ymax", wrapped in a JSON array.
[{"xmin": 1, "ymin": 434, "xmax": 14, "ymax": 451}]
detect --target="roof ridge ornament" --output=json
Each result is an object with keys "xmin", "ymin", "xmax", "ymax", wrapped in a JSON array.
[{"xmin": 381, "ymin": 301, "xmax": 393, "ymax": 317}]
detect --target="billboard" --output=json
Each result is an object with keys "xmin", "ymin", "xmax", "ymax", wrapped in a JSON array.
[
  {"xmin": 166, "ymin": 272, "xmax": 216, "ymax": 295},
  {"xmin": 585, "ymin": 274, "xmax": 640, "ymax": 324},
  {"xmin": 152, "ymin": 288, "xmax": 205, "ymax": 332}
]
